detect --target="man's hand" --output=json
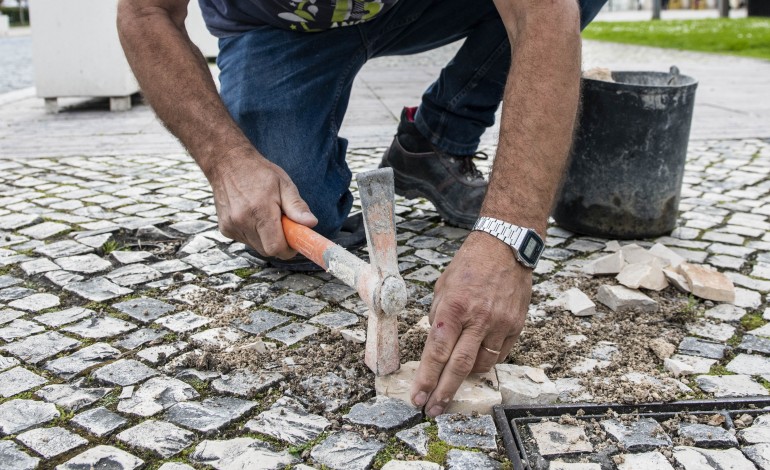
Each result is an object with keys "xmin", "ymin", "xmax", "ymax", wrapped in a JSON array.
[
  {"xmin": 209, "ymin": 147, "xmax": 318, "ymax": 259},
  {"xmin": 411, "ymin": 232, "xmax": 530, "ymax": 417},
  {"xmin": 118, "ymin": 2, "xmax": 317, "ymax": 257},
  {"xmin": 407, "ymin": 0, "xmax": 582, "ymax": 416}
]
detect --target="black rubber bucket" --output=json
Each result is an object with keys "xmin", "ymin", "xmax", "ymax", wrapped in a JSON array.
[{"xmin": 553, "ymin": 67, "xmax": 698, "ymax": 239}]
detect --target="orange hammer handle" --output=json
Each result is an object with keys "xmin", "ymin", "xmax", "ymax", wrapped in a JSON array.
[{"xmin": 281, "ymin": 215, "xmax": 335, "ymax": 270}]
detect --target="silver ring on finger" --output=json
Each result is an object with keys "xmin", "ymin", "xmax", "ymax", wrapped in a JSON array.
[{"xmin": 482, "ymin": 345, "xmax": 501, "ymax": 355}]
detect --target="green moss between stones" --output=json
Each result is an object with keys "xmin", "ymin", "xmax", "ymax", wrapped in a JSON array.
[
  {"xmin": 372, "ymin": 437, "xmax": 415, "ymax": 469},
  {"xmin": 100, "ymin": 239, "xmax": 122, "ymax": 255},
  {"xmin": 727, "ymin": 332, "xmax": 743, "ymax": 347},
  {"xmin": 758, "ymin": 377, "xmax": 770, "ymax": 392},
  {"xmin": 708, "ymin": 364, "xmax": 735, "ymax": 376},
  {"xmin": 233, "ymin": 268, "xmax": 259, "ymax": 279},
  {"xmin": 287, "ymin": 432, "xmax": 328, "ymax": 457},
  {"xmin": 741, "ymin": 312, "xmax": 766, "ymax": 331}
]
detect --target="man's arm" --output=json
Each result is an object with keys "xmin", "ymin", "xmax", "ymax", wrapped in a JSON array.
[
  {"xmin": 411, "ymin": 0, "xmax": 582, "ymax": 417},
  {"xmin": 117, "ymin": 0, "xmax": 317, "ymax": 258}
]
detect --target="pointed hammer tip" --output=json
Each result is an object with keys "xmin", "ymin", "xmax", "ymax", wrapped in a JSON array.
[
  {"xmin": 367, "ymin": 354, "xmax": 401, "ymax": 376},
  {"xmin": 372, "ymin": 364, "xmax": 401, "ymax": 377}
]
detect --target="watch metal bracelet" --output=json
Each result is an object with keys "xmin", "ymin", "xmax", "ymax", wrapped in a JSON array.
[
  {"xmin": 472, "ymin": 217, "xmax": 527, "ymax": 246},
  {"xmin": 471, "ymin": 216, "xmax": 543, "ymax": 268}
]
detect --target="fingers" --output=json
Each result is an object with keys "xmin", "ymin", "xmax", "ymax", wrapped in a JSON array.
[
  {"xmin": 474, "ymin": 332, "xmax": 518, "ymax": 373},
  {"xmin": 473, "ymin": 328, "xmax": 509, "ymax": 373},
  {"xmin": 256, "ymin": 205, "xmax": 296, "ymax": 259},
  {"xmin": 410, "ymin": 314, "xmax": 462, "ymax": 411},
  {"xmin": 279, "ymin": 177, "xmax": 318, "ymax": 228},
  {"xmin": 497, "ymin": 336, "xmax": 517, "ymax": 362},
  {"xmin": 423, "ymin": 326, "xmax": 486, "ymax": 418},
  {"xmin": 213, "ymin": 158, "xmax": 318, "ymax": 260}
]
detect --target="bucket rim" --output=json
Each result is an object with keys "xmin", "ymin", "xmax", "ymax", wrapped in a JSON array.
[{"xmin": 582, "ymin": 70, "xmax": 698, "ymax": 90}]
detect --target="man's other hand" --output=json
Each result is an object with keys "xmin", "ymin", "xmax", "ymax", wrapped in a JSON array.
[
  {"xmin": 209, "ymin": 147, "xmax": 318, "ymax": 259},
  {"xmin": 411, "ymin": 231, "xmax": 531, "ymax": 417}
]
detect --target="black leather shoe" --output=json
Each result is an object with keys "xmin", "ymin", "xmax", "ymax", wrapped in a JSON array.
[
  {"xmin": 380, "ymin": 107, "xmax": 487, "ymax": 229},
  {"xmin": 247, "ymin": 212, "xmax": 367, "ymax": 272}
]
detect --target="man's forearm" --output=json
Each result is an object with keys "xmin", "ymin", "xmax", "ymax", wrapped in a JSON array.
[
  {"xmin": 117, "ymin": 1, "xmax": 253, "ymax": 177},
  {"xmin": 484, "ymin": 0, "xmax": 582, "ymax": 234}
]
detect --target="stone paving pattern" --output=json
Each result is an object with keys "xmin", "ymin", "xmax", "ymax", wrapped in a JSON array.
[
  {"xmin": 521, "ymin": 409, "xmax": 770, "ymax": 469},
  {"xmin": 0, "ymin": 133, "xmax": 767, "ymax": 468},
  {"xmin": 2, "ymin": 27, "xmax": 770, "ymax": 470}
]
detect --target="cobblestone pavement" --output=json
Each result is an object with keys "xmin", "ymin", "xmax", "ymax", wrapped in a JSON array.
[
  {"xmin": 2, "ymin": 28, "xmax": 770, "ymax": 470},
  {"xmin": 0, "ymin": 135, "xmax": 767, "ymax": 469}
]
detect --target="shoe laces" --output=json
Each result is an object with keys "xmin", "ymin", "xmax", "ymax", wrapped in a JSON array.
[{"xmin": 455, "ymin": 151, "xmax": 488, "ymax": 181}]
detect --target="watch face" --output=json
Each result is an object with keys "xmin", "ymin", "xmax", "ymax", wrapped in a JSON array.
[{"xmin": 519, "ymin": 232, "xmax": 544, "ymax": 266}]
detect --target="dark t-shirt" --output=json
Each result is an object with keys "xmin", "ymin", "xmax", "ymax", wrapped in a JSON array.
[{"xmin": 199, "ymin": 0, "xmax": 399, "ymax": 37}]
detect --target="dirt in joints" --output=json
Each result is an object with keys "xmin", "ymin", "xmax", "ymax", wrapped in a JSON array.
[{"xmin": 173, "ymin": 271, "xmax": 714, "ymax": 409}]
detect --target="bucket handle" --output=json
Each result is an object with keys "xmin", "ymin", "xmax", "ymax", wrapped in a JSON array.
[{"xmin": 668, "ymin": 66, "xmax": 681, "ymax": 86}]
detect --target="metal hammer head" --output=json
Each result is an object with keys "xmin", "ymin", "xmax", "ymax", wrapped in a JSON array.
[
  {"xmin": 356, "ymin": 168, "xmax": 407, "ymax": 375},
  {"xmin": 282, "ymin": 168, "xmax": 407, "ymax": 375},
  {"xmin": 357, "ymin": 168, "xmax": 407, "ymax": 314}
]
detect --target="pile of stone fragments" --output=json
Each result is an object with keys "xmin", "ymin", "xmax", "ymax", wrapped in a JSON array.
[
  {"xmin": 554, "ymin": 241, "xmax": 734, "ymax": 316},
  {"xmin": 380, "ymin": 241, "xmax": 738, "ymax": 414}
]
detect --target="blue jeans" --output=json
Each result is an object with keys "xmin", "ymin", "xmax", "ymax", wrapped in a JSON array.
[{"xmin": 217, "ymin": 0, "xmax": 606, "ymax": 238}]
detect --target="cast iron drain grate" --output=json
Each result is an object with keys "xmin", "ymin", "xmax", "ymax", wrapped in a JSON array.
[{"xmin": 493, "ymin": 397, "xmax": 770, "ymax": 470}]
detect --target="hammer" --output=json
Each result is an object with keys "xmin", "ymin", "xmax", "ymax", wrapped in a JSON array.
[{"xmin": 281, "ymin": 168, "xmax": 407, "ymax": 376}]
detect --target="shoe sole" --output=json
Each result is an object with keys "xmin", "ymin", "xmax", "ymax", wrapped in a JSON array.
[{"xmin": 381, "ymin": 157, "xmax": 476, "ymax": 230}]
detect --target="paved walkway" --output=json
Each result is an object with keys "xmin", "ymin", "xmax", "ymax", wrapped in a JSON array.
[
  {"xmin": 1, "ymin": 37, "xmax": 769, "ymax": 159},
  {"xmin": 0, "ymin": 33, "xmax": 769, "ymax": 470}
]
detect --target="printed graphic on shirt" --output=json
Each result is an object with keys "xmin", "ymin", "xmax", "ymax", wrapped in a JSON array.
[{"xmin": 279, "ymin": 0, "xmax": 388, "ymax": 31}]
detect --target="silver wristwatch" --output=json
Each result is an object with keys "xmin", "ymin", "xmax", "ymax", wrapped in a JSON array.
[{"xmin": 472, "ymin": 216, "xmax": 545, "ymax": 269}]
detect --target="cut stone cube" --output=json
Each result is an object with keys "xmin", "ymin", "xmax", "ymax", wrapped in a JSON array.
[
  {"xmin": 341, "ymin": 329, "xmax": 365, "ymax": 344},
  {"xmin": 680, "ymin": 263, "xmax": 735, "ymax": 303},
  {"xmin": 664, "ymin": 357, "xmax": 694, "ymax": 377},
  {"xmin": 601, "ymin": 418, "xmax": 671, "ymax": 452},
  {"xmin": 649, "ymin": 243, "xmax": 686, "ymax": 268},
  {"xmin": 621, "ymin": 244, "xmax": 657, "ymax": 265},
  {"xmin": 727, "ymin": 353, "xmax": 770, "ymax": 376},
  {"xmin": 528, "ymin": 421, "xmax": 593, "ymax": 457},
  {"xmin": 583, "ymin": 251, "xmax": 624, "ymax": 275},
  {"xmin": 617, "ymin": 451, "xmax": 675, "ymax": 470},
  {"xmin": 663, "ymin": 268, "xmax": 691, "ymax": 293},
  {"xmin": 549, "ymin": 288, "xmax": 596, "ymax": 316},
  {"xmin": 738, "ymin": 414, "xmax": 770, "ymax": 444},
  {"xmin": 696, "ymin": 375, "xmax": 769, "ymax": 398},
  {"xmin": 674, "ymin": 446, "xmax": 755, "ymax": 470},
  {"xmin": 596, "ymin": 285, "xmax": 658, "ymax": 313},
  {"xmin": 669, "ymin": 354, "xmax": 716, "ymax": 374},
  {"xmin": 678, "ymin": 423, "xmax": 738, "ymax": 448},
  {"xmin": 616, "ymin": 263, "xmax": 668, "ymax": 291},
  {"xmin": 744, "ymin": 443, "xmax": 770, "ymax": 468},
  {"xmin": 497, "ymin": 364, "xmax": 558, "ymax": 405},
  {"xmin": 375, "ymin": 361, "xmax": 500, "ymax": 415}
]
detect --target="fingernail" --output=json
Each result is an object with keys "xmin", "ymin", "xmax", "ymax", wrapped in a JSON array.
[
  {"xmin": 413, "ymin": 391, "xmax": 428, "ymax": 407},
  {"xmin": 428, "ymin": 405, "xmax": 444, "ymax": 418}
]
